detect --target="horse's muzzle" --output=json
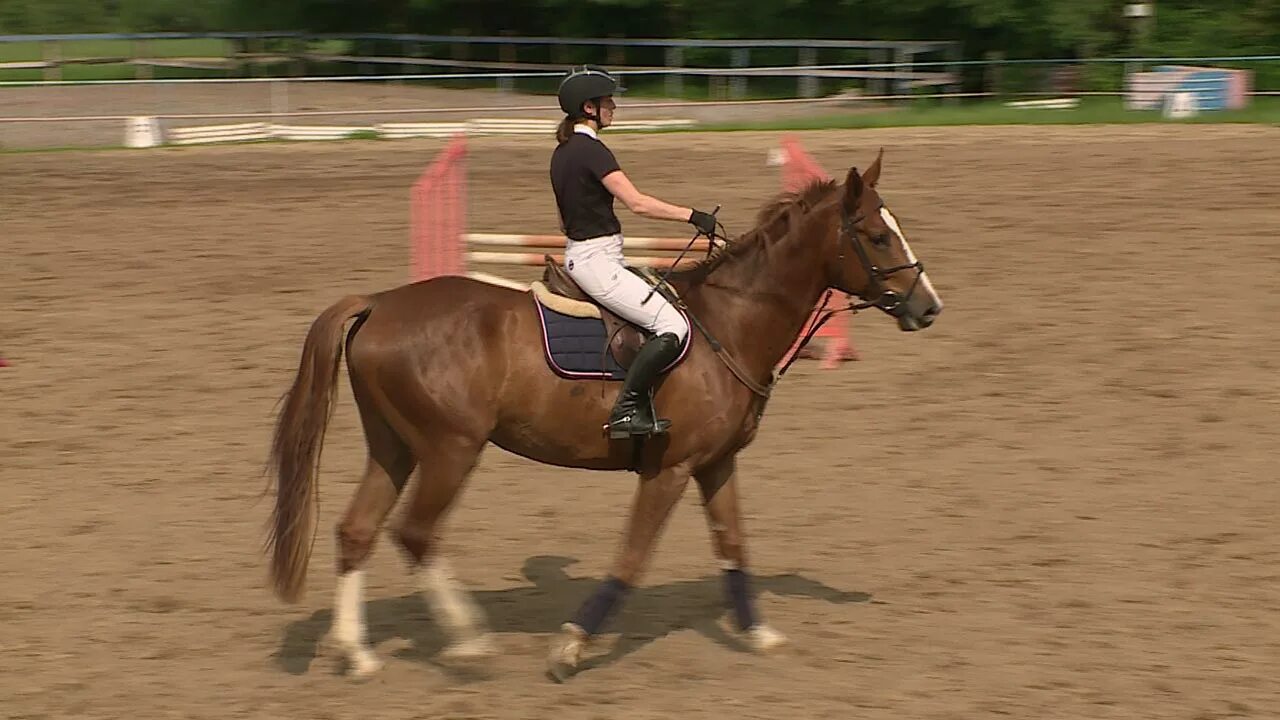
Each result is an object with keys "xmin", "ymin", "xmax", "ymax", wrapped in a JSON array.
[{"xmin": 896, "ymin": 301, "xmax": 942, "ymax": 332}]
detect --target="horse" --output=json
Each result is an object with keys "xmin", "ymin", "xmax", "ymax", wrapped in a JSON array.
[{"xmin": 265, "ymin": 150, "xmax": 943, "ymax": 682}]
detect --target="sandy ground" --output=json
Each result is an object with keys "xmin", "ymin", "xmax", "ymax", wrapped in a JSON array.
[{"xmin": 2, "ymin": 123, "xmax": 1279, "ymax": 719}]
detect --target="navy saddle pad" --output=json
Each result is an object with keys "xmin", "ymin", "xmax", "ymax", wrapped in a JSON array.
[{"xmin": 533, "ymin": 299, "xmax": 690, "ymax": 381}]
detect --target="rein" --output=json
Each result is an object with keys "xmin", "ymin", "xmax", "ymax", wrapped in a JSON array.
[
  {"xmin": 642, "ymin": 229, "xmax": 774, "ymax": 400},
  {"xmin": 653, "ymin": 196, "xmax": 926, "ymax": 400},
  {"xmin": 775, "ymin": 288, "xmax": 856, "ymax": 379},
  {"xmin": 683, "ymin": 303, "xmax": 775, "ymax": 399}
]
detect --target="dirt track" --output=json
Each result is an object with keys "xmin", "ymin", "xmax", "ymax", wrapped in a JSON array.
[{"xmin": 2, "ymin": 123, "xmax": 1279, "ymax": 719}]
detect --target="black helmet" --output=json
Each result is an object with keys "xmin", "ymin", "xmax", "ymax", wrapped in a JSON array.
[{"xmin": 557, "ymin": 65, "xmax": 623, "ymax": 117}]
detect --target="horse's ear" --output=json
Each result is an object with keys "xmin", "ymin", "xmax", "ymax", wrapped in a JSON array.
[
  {"xmin": 862, "ymin": 147, "xmax": 884, "ymax": 188},
  {"xmin": 843, "ymin": 165, "xmax": 864, "ymax": 209}
]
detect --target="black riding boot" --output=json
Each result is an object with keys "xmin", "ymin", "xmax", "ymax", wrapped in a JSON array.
[{"xmin": 605, "ymin": 332, "xmax": 682, "ymax": 439}]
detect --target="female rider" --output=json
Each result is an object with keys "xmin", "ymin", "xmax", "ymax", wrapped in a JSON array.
[{"xmin": 549, "ymin": 65, "xmax": 718, "ymax": 440}]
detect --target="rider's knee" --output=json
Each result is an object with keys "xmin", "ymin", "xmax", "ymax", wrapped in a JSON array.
[{"xmin": 657, "ymin": 314, "xmax": 689, "ymax": 343}]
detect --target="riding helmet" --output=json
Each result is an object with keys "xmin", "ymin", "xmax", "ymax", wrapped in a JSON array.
[{"xmin": 557, "ymin": 65, "xmax": 623, "ymax": 116}]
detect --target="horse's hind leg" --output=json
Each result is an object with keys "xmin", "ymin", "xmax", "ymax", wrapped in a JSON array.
[
  {"xmin": 330, "ymin": 396, "xmax": 415, "ymax": 678},
  {"xmin": 395, "ymin": 432, "xmax": 494, "ymax": 659}
]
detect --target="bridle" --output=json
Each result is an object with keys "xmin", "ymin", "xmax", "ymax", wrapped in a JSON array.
[
  {"xmin": 838, "ymin": 201, "xmax": 926, "ymax": 318},
  {"xmin": 775, "ymin": 199, "xmax": 926, "ymax": 379},
  {"xmin": 649, "ymin": 197, "xmax": 929, "ymax": 400}
]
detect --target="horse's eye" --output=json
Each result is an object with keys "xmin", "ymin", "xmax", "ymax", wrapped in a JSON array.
[{"xmin": 872, "ymin": 233, "xmax": 891, "ymax": 247}]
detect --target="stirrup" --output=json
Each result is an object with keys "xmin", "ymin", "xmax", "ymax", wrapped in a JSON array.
[
  {"xmin": 604, "ymin": 396, "xmax": 670, "ymax": 439},
  {"xmin": 605, "ymin": 419, "xmax": 671, "ymax": 440}
]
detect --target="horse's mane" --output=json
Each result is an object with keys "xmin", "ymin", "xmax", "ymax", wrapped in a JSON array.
[{"xmin": 671, "ymin": 178, "xmax": 840, "ymax": 286}]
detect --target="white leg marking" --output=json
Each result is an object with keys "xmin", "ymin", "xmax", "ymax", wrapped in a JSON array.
[
  {"xmin": 334, "ymin": 570, "xmax": 383, "ymax": 677},
  {"xmin": 419, "ymin": 557, "xmax": 495, "ymax": 658},
  {"xmin": 880, "ymin": 207, "xmax": 942, "ymax": 308},
  {"xmin": 746, "ymin": 623, "xmax": 789, "ymax": 652}
]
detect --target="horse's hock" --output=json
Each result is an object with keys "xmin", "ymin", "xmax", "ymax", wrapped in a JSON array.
[{"xmin": 409, "ymin": 133, "xmax": 858, "ymax": 369}]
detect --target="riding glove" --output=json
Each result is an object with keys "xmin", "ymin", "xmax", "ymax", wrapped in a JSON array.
[{"xmin": 688, "ymin": 209, "xmax": 717, "ymax": 236}]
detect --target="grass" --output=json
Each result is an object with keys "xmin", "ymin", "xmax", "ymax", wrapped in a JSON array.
[{"xmin": 689, "ymin": 96, "xmax": 1280, "ymax": 132}]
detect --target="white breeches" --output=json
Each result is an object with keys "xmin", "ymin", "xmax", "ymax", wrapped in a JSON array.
[{"xmin": 564, "ymin": 234, "xmax": 690, "ymax": 341}]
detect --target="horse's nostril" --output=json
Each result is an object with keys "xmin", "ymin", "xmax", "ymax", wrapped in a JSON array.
[{"xmin": 923, "ymin": 304, "xmax": 942, "ymax": 319}]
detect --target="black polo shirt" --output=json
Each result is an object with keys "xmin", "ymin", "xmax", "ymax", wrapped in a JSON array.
[{"xmin": 550, "ymin": 129, "xmax": 622, "ymax": 240}]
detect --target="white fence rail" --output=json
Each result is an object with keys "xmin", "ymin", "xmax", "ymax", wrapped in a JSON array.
[
  {"xmin": 166, "ymin": 122, "xmax": 273, "ymax": 145},
  {"xmin": 2, "ymin": 54, "xmax": 1274, "ymax": 149},
  {"xmin": 138, "ymin": 117, "xmax": 697, "ymax": 147}
]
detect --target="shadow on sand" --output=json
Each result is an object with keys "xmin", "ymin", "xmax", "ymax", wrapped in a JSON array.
[{"xmin": 275, "ymin": 555, "xmax": 870, "ymax": 677}]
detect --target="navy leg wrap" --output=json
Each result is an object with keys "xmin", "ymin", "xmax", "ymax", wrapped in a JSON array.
[
  {"xmin": 724, "ymin": 568, "xmax": 757, "ymax": 631},
  {"xmin": 572, "ymin": 576, "xmax": 630, "ymax": 636}
]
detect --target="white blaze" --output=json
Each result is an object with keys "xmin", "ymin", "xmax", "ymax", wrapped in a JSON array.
[{"xmin": 880, "ymin": 207, "xmax": 941, "ymax": 307}]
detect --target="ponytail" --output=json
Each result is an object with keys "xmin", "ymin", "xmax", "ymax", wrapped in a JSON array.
[{"xmin": 555, "ymin": 116, "xmax": 576, "ymax": 144}]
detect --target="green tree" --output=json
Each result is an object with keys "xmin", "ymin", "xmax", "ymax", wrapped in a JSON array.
[
  {"xmin": 1, "ymin": 0, "xmax": 1276, "ymax": 65},
  {"xmin": 0, "ymin": 0, "xmax": 117, "ymax": 33}
]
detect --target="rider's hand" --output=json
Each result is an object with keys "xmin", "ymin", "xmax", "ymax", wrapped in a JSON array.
[{"xmin": 688, "ymin": 209, "xmax": 717, "ymax": 237}]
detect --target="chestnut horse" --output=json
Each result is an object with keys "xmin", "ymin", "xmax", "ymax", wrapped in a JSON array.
[{"xmin": 266, "ymin": 150, "xmax": 943, "ymax": 681}]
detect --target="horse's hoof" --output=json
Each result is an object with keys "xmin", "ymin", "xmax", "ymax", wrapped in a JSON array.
[
  {"xmin": 545, "ymin": 623, "xmax": 588, "ymax": 683},
  {"xmin": 546, "ymin": 659, "xmax": 575, "ymax": 684},
  {"xmin": 320, "ymin": 633, "xmax": 384, "ymax": 679},
  {"xmin": 746, "ymin": 624, "xmax": 788, "ymax": 653},
  {"xmin": 440, "ymin": 634, "xmax": 497, "ymax": 661},
  {"xmin": 348, "ymin": 650, "xmax": 384, "ymax": 679}
]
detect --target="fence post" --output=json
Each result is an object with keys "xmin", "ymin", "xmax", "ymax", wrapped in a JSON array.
[
  {"xmin": 665, "ymin": 46, "xmax": 684, "ymax": 98},
  {"xmin": 799, "ymin": 47, "xmax": 818, "ymax": 98},
  {"xmin": 731, "ymin": 48, "xmax": 749, "ymax": 99},
  {"xmin": 946, "ymin": 42, "xmax": 963, "ymax": 103},
  {"xmin": 985, "ymin": 51, "xmax": 1005, "ymax": 99},
  {"xmin": 607, "ymin": 36, "xmax": 625, "ymax": 66},
  {"xmin": 895, "ymin": 46, "xmax": 914, "ymax": 101},
  {"xmin": 870, "ymin": 47, "xmax": 887, "ymax": 97},
  {"xmin": 402, "ymin": 40, "xmax": 416, "ymax": 78},
  {"xmin": 498, "ymin": 35, "xmax": 515, "ymax": 93},
  {"xmin": 134, "ymin": 38, "xmax": 153, "ymax": 80},
  {"xmin": 251, "ymin": 36, "xmax": 262, "ymax": 79},
  {"xmin": 451, "ymin": 31, "xmax": 468, "ymax": 64},
  {"xmin": 290, "ymin": 36, "xmax": 305, "ymax": 77},
  {"xmin": 42, "ymin": 40, "xmax": 61, "ymax": 81}
]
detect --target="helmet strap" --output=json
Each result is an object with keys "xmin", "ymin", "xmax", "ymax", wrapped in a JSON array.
[{"xmin": 580, "ymin": 99, "xmax": 602, "ymax": 128}]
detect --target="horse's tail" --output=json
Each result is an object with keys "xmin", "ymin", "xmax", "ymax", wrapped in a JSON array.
[{"xmin": 267, "ymin": 294, "xmax": 373, "ymax": 603}]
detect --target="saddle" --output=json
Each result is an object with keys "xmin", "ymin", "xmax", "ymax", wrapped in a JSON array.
[{"xmin": 534, "ymin": 255, "xmax": 678, "ymax": 369}]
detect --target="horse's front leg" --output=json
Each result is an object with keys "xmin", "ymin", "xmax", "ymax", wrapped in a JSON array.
[
  {"xmin": 695, "ymin": 453, "xmax": 787, "ymax": 652},
  {"xmin": 546, "ymin": 463, "xmax": 691, "ymax": 682}
]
